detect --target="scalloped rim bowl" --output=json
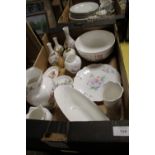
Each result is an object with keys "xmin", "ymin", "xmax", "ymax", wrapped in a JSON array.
[{"xmin": 75, "ymin": 30, "xmax": 115, "ymax": 61}]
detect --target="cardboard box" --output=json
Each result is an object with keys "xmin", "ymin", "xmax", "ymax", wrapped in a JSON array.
[
  {"xmin": 26, "ymin": 24, "xmax": 129, "ymax": 152},
  {"xmin": 58, "ymin": 0, "xmax": 126, "ymax": 25}
]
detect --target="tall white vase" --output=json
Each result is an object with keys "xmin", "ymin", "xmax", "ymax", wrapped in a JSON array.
[{"xmin": 62, "ymin": 26, "xmax": 75, "ymax": 49}]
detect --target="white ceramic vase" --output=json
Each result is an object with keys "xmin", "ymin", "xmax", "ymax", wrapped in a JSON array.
[
  {"xmin": 62, "ymin": 26, "xmax": 75, "ymax": 49},
  {"xmin": 53, "ymin": 37, "xmax": 64, "ymax": 56},
  {"xmin": 103, "ymin": 81, "xmax": 124, "ymax": 108},
  {"xmin": 26, "ymin": 105, "xmax": 53, "ymax": 121},
  {"xmin": 47, "ymin": 42, "xmax": 59, "ymax": 65},
  {"xmin": 63, "ymin": 48, "xmax": 76, "ymax": 60},
  {"xmin": 65, "ymin": 54, "xmax": 82, "ymax": 74}
]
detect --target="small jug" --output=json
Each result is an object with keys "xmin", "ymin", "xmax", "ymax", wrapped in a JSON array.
[
  {"xmin": 63, "ymin": 48, "xmax": 76, "ymax": 60},
  {"xmin": 53, "ymin": 37, "xmax": 64, "ymax": 56},
  {"xmin": 26, "ymin": 66, "xmax": 56, "ymax": 107},
  {"xmin": 62, "ymin": 26, "xmax": 75, "ymax": 49},
  {"xmin": 65, "ymin": 54, "xmax": 82, "ymax": 74},
  {"xmin": 26, "ymin": 105, "xmax": 53, "ymax": 121},
  {"xmin": 47, "ymin": 42, "xmax": 59, "ymax": 65},
  {"xmin": 26, "ymin": 67, "xmax": 42, "ymax": 95}
]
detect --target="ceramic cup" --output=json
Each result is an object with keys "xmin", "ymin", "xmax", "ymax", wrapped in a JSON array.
[
  {"xmin": 65, "ymin": 54, "xmax": 82, "ymax": 74},
  {"xmin": 26, "ymin": 105, "xmax": 53, "ymax": 121},
  {"xmin": 103, "ymin": 81, "xmax": 124, "ymax": 108},
  {"xmin": 26, "ymin": 67, "xmax": 42, "ymax": 94}
]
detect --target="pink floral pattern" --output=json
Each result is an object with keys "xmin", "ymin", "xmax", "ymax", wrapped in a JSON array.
[{"xmin": 87, "ymin": 74, "xmax": 105, "ymax": 90}]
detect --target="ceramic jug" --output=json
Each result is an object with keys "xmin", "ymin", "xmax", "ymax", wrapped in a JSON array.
[
  {"xmin": 53, "ymin": 37, "xmax": 64, "ymax": 56},
  {"xmin": 26, "ymin": 67, "xmax": 56, "ymax": 107},
  {"xmin": 63, "ymin": 48, "xmax": 76, "ymax": 60},
  {"xmin": 26, "ymin": 105, "xmax": 53, "ymax": 121},
  {"xmin": 47, "ymin": 42, "xmax": 59, "ymax": 65},
  {"xmin": 62, "ymin": 26, "xmax": 75, "ymax": 49},
  {"xmin": 26, "ymin": 66, "xmax": 42, "ymax": 94}
]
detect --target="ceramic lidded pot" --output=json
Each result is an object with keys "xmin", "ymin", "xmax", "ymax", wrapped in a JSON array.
[
  {"xmin": 26, "ymin": 105, "xmax": 53, "ymax": 121},
  {"xmin": 53, "ymin": 37, "xmax": 64, "ymax": 56},
  {"xmin": 62, "ymin": 26, "xmax": 75, "ymax": 49},
  {"xmin": 65, "ymin": 54, "xmax": 82, "ymax": 74}
]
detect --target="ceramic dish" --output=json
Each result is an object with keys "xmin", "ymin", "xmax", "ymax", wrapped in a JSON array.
[
  {"xmin": 73, "ymin": 64, "xmax": 121, "ymax": 102},
  {"xmin": 54, "ymin": 75, "xmax": 73, "ymax": 87},
  {"xmin": 70, "ymin": 2, "xmax": 99, "ymax": 19},
  {"xmin": 54, "ymin": 85, "xmax": 109, "ymax": 121},
  {"xmin": 75, "ymin": 30, "xmax": 115, "ymax": 61},
  {"xmin": 43, "ymin": 66, "xmax": 59, "ymax": 79}
]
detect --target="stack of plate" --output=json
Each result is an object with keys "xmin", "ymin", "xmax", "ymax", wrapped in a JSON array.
[{"xmin": 69, "ymin": 2, "xmax": 99, "ymax": 19}]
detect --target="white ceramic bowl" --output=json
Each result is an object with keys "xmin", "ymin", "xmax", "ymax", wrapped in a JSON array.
[{"xmin": 75, "ymin": 30, "xmax": 115, "ymax": 61}]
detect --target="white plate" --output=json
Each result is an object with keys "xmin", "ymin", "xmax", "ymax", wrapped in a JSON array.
[
  {"xmin": 54, "ymin": 85, "xmax": 109, "ymax": 121},
  {"xmin": 70, "ymin": 2, "xmax": 99, "ymax": 14},
  {"xmin": 73, "ymin": 64, "xmax": 121, "ymax": 102},
  {"xmin": 43, "ymin": 66, "xmax": 59, "ymax": 79}
]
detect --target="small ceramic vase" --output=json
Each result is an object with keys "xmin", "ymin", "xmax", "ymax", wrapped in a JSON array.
[
  {"xmin": 65, "ymin": 54, "xmax": 82, "ymax": 74},
  {"xmin": 53, "ymin": 37, "xmax": 64, "ymax": 56},
  {"xmin": 26, "ymin": 105, "xmax": 53, "ymax": 121},
  {"xmin": 63, "ymin": 48, "xmax": 76, "ymax": 60},
  {"xmin": 47, "ymin": 42, "xmax": 59, "ymax": 65},
  {"xmin": 62, "ymin": 26, "xmax": 75, "ymax": 49},
  {"xmin": 103, "ymin": 81, "xmax": 124, "ymax": 108}
]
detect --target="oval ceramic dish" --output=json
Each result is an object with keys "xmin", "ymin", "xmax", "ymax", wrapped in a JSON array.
[
  {"xmin": 73, "ymin": 64, "xmax": 121, "ymax": 102},
  {"xmin": 54, "ymin": 85, "xmax": 109, "ymax": 121},
  {"xmin": 75, "ymin": 30, "xmax": 115, "ymax": 61},
  {"xmin": 70, "ymin": 2, "xmax": 99, "ymax": 19}
]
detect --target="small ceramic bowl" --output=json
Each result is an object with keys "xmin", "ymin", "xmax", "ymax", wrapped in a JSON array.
[
  {"xmin": 54, "ymin": 75, "xmax": 73, "ymax": 87},
  {"xmin": 65, "ymin": 54, "xmax": 82, "ymax": 74}
]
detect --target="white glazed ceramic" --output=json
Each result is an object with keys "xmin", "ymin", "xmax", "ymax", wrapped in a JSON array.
[
  {"xmin": 65, "ymin": 54, "xmax": 82, "ymax": 74},
  {"xmin": 63, "ymin": 48, "xmax": 76, "ymax": 60},
  {"xmin": 26, "ymin": 67, "xmax": 42, "ymax": 93},
  {"xmin": 54, "ymin": 85, "xmax": 109, "ymax": 121},
  {"xmin": 73, "ymin": 64, "xmax": 121, "ymax": 102},
  {"xmin": 70, "ymin": 2, "xmax": 99, "ymax": 15},
  {"xmin": 43, "ymin": 66, "xmax": 59, "ymax": 79},
  {"xmin": 103, "ymin": 81, "xmax": 124, "ymax": 108},
  {"xmin": 47, "ymin": 42, "xmax": 59, "ymax": 65},
  {"xmin": 27, "ymin": 76, "xmax": 56, "ymax": 107},
  {"xmin": 62, "ymin": 26, "xmax": 75, "ymax": 49},
  {"xmin": 54, "ymin": 75, "xmax": 73, "ymax": 87},
  {"xmin": 26, "ymin": 105, "xmax": 52, "ymax": 121},
  {"xmin": 53, "ymin": 37, "xmax": 64, "ymax": 55},
  {"xmin": 75, "ymin": 30, "xmax": 115, "ymax": 61}
]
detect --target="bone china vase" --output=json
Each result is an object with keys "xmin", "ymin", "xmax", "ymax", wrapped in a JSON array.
[
  {"xmin": 53, "ymin": 37, "xmax": 64, "ymax": 56},
  {"xmin": 47, "ymin": 42, "xmax": 59, "ymax": 65},
  {"xmin": 62, "ymin": 26, "xmax": 75, "ymax": 49}
]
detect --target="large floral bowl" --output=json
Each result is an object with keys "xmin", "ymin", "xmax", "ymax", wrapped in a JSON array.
[{"xmin": 75, "ymin": 30, "xmax": 115, "ymax": 61}]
